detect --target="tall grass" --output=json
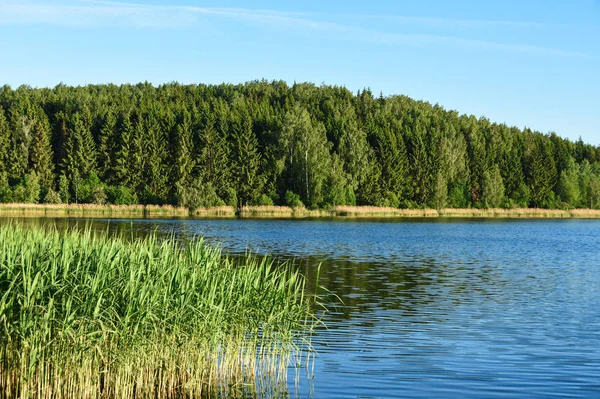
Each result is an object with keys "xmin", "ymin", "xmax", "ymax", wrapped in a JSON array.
[
  {"xmin": 239, "ymin": 206, "xmax": 333, "ymax": 218},
  {"xmin": 2, "ymin": 203, "xmax": 600, "ymax": 220},
  {"xmin": 0, "ymin": 224, "xmax": 317, "ymax": 398}
]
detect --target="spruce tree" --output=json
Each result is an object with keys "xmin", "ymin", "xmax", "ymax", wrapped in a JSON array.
[
  {"xmin": 231, "ymin": 113, "xmax": 263, "ymax": 207},
  {"xmin": 114, "ymin": 112, "xmax": 134, "ymax": 187},
  {"xmin": 0, "ymin": 106, "xmax": 9, "ymax": 176},
  {"xmin": 29, "ymin": 118, "xmax": 55, "ymax": 193}
]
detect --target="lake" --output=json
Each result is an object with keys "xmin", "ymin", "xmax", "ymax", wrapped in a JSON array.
[{"xmin": 3, "ymin": 217, "xmax": 600, "ymax": 398}]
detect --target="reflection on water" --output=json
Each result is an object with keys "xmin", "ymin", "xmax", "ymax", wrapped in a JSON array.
[{"xmin": 2, "ymin": 217, "xmax": 600, "ymax": 398}]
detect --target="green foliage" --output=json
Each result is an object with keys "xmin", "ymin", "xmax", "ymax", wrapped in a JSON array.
[
  {"xmin": 253, "ymin": 193, "xmax": 275, "ymax": 206},
  {"xmin": 557, "ymin": 157, "xmax": 581, "ymax": 207},
  {"xmin": 447, "ymin": 183, "xmax": 468, "ymax": 208},
  {"xmin": 0, "ymin": 106, "xmax": 9, "ymax": 177},
  {"xmin": 512, "ymin": 183, "xmax": 531, "ymax": 208},
  {"xmin": 285, "ymin": 190, "xmax": 304, "ymax": 208},
  {"xmin": 0, "ymin": 171, "xmax": 11, "ymax": 202},
  {"xmin": 43, "ymin": 188, "xmax": 62, "ymax": 204},
  {"xmin": 58, "ymin": 174, "xmax": 70, "ymax": 204},
  {"xmin": 279, "ymin": 106, "xmax": 331, "ymax": 208},
  {"xmin": 107, "ymin": 185, "xmax": 138, "ymax": 205},
  {"xmin": 324, "ymin": 154, "xmax": 351, "ymax": 207},
  {"xmin": 231, "ymin": 113, "xmax": 264, "ymax": 206},
  {"xmin": 375, "ymin": 191, "xmax": 400, "ymax": 208},
  {"xmin": 29, "ymin": 118, "xmax": 54, "ymax": 192},
  {"xmin": 433, "ymin": 172, "xmax": 448, "ymax": 209},
  {"xmin": 579, "ymin": 160, "xmax": 600, "ymax": 209},
  {"xmin": 91, "ymin": 184, "xmax": 108, "ymax": 205},
  {"xmin": 73, "ymin": 173, "xmax": 105, "ymax": 204},
  {"xmin": 482, "ymin": 165, "xmax": 505, "ymax": 208},
  {"xmin": 0, "ymin": 81, "xmax": 597, "ymax": 210},
  {"xmin": 12, "ymin": 172, "xmax": 40, "ymax": 203},
  {"xmin": 526, "ymin": 137, "xmax": 557, "ymax": 208},
  {"xmin": 176, "ymin": 180, "xmax": 225, "ymax": 209}
]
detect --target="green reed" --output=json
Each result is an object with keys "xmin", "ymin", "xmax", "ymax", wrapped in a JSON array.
[{"xmin": 0, "ymin": 224, "xmax": 317, "ymax": 398}]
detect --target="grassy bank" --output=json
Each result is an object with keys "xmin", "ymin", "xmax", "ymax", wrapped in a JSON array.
[
  {"xmin": 334, "ymin": 206, "xmax": 600, "ymax": 218},
  {"xmin": 0, "ymin": 203, "xmax": 219, "ymax": 218},
  {"xmin": 239, "ymin": 205, "xmax": 334, "ymax": 218},
  {"xmin": 1, "ymin": 203, "xmax": 600, "ymax": 219},
  {"xmin": 0, "ymin": 225, "xmax": 317, "ymax": 398}
]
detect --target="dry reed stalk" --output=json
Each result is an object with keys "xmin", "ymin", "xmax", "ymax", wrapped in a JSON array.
[{"xmin": 191, "ymin": 206, "xmax": 236, "ymax": 217}]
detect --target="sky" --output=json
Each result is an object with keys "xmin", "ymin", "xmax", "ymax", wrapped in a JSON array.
[{"xmin": 0, "ymin": 0, "xmax": 599, "ymax": 144}]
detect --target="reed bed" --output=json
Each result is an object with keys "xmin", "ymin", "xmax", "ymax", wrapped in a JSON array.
[
  {"xmin": 143, "ymin": 204, "xmax": 189, "ymax": 217},
  {"xmin": 1, "ymin": 203, "xmax": 599, "ymax": 220},
  {"xmin": 191, "ymin": 206, "xmax": 236, "ymax": 217},
  {"xmin": 568, "ymin": 209, "xmax": 600, "ymax": 218},
  {"xmin": 333, "ymin": 206, "xmax": 439, "ymax": 218},
  {"xmin": 438, "ymin": 208, "xmax": 572, "ymax": 218},
  {"xmin": 239, "ymin": 206, "xmax": 333, "ymax": 219},
  {"xmin": 0, "ymin": 225, "xmax": 317, "ymax": 398}
]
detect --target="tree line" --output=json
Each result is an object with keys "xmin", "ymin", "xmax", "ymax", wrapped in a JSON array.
[{"xmin": 0, "ymin": 81, "xmax": 599, "ymax": 210}]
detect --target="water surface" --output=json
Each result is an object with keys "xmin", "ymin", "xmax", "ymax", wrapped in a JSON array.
[{"xmin": 3, "ymin": 217, "xmax": 599, "ymax": 398}]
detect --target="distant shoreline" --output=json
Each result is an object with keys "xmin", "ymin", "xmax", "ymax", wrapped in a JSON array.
[{"xmin": 1, "ymin": 203, "xmax": 599, "ymax": 219}]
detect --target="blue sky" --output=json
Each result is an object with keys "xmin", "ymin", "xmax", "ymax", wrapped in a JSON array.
[{"xmin": 0, "ymin": 0, "xmax": 599, "ymax": 144}]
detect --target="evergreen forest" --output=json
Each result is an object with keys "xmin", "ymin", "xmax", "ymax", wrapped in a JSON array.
[{"xmin": 0, "ymin": 81, "xmax": 599, "ymax": 210}]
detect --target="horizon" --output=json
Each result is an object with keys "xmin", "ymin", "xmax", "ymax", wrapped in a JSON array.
[{"xmin": 0, "ymin": 0, "xmax": 598, "ymax": 144}]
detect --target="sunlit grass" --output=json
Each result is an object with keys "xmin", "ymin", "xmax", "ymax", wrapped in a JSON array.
[
  {"xmin": 2, "ymin": 203, "xmax": 599, "ymax": 220},
  {"xmin": 334, "ymin": 206, "xmax": 438, "ymax": 217},
  {"xmin": 239, "ymin": 206, "xmax": 332, "ymax": 218},
  {"xmin": 0, "ymin": 224, "xmax": 317, "ymax": 398}
]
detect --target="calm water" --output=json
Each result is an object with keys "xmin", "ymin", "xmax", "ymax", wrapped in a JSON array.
[{"xmin": 3, "ymin": 217, "xmax": 600, "ymax": 398}]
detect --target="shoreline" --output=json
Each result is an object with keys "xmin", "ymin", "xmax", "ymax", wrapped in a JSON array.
[{"xmin": 1, "ymin": 203, "xmax": 600, "ymax": 219}]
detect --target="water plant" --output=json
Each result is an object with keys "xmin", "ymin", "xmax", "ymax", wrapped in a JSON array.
[{"xmin": 0, "ymin": 224, "xmax": 317, "ymax": 398}]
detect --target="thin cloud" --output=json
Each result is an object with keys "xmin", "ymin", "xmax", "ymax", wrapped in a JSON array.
[
  {"xmin": 0, "ymin": 0, "xmax": 593, "ymax": 58},
  {"xmin": 350, "ymin": 14, "xmax": 551, "ymax": 29}
]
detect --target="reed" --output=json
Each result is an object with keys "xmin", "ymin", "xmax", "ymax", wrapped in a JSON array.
[
  {"xmin": 438, "ymin": 208, "xmax": 572, "ymax": 218},
  {"xmin": 0, "ymin": 224, "xmax": 317, "ymax": 398},
  {"xmin": 191, "ymin": 206, "xmax": 236, "ymax": 217},
  {"xmin": 239, "ymin": 206, "xmax": 333, "ymax": 218},
  {"xmin": 334, "ymin": 206, "xmax": 439, "ymax": 217},
  {"xmin": 2, "ymin": 203, "xmax": 599, "ymax": 220},
  {"xmin": 568, "ymin": 209, "xmax": 600, "ymax": 218}
]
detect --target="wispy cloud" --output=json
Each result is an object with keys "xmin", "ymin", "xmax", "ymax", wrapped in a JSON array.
[
  {"xmin": 346, "ymin": 14, "xmax": 552, "ymax": 29},
  {"xmin": 0, "ymin": 0, "xmax": 593, "ymax": 58}
]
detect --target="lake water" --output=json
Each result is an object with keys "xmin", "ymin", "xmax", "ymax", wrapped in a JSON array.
[{"xmin": 4, "ymin": 217, "xmax": 600, "ymax": 398}]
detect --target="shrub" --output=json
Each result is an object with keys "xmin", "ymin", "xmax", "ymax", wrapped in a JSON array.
[
  {"xmin": 43, "ymin": 188, "xmax": 62, "ymax": 204},
  {"xmin": 176, "ymin": 181, "xmax": 225, "ymax": 209},
  {"xmin": 285, "ymin": 190, "xmax": 304, "ymax": 208},
  {"xmin": 91, "ymin": 185, "xmax": 107, "ymax": 205},
  {"xmin": 107, "ymin": 185, "xmax": 138, "ymax": 205},
  {"xmin": 253, "ymin": 193, "xmax": 274, "ymax": 206}
]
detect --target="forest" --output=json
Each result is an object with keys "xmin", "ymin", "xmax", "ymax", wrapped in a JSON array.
[{"xmin": 0, "ymin": 80, "xmax": 599, "ymax": 210}]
